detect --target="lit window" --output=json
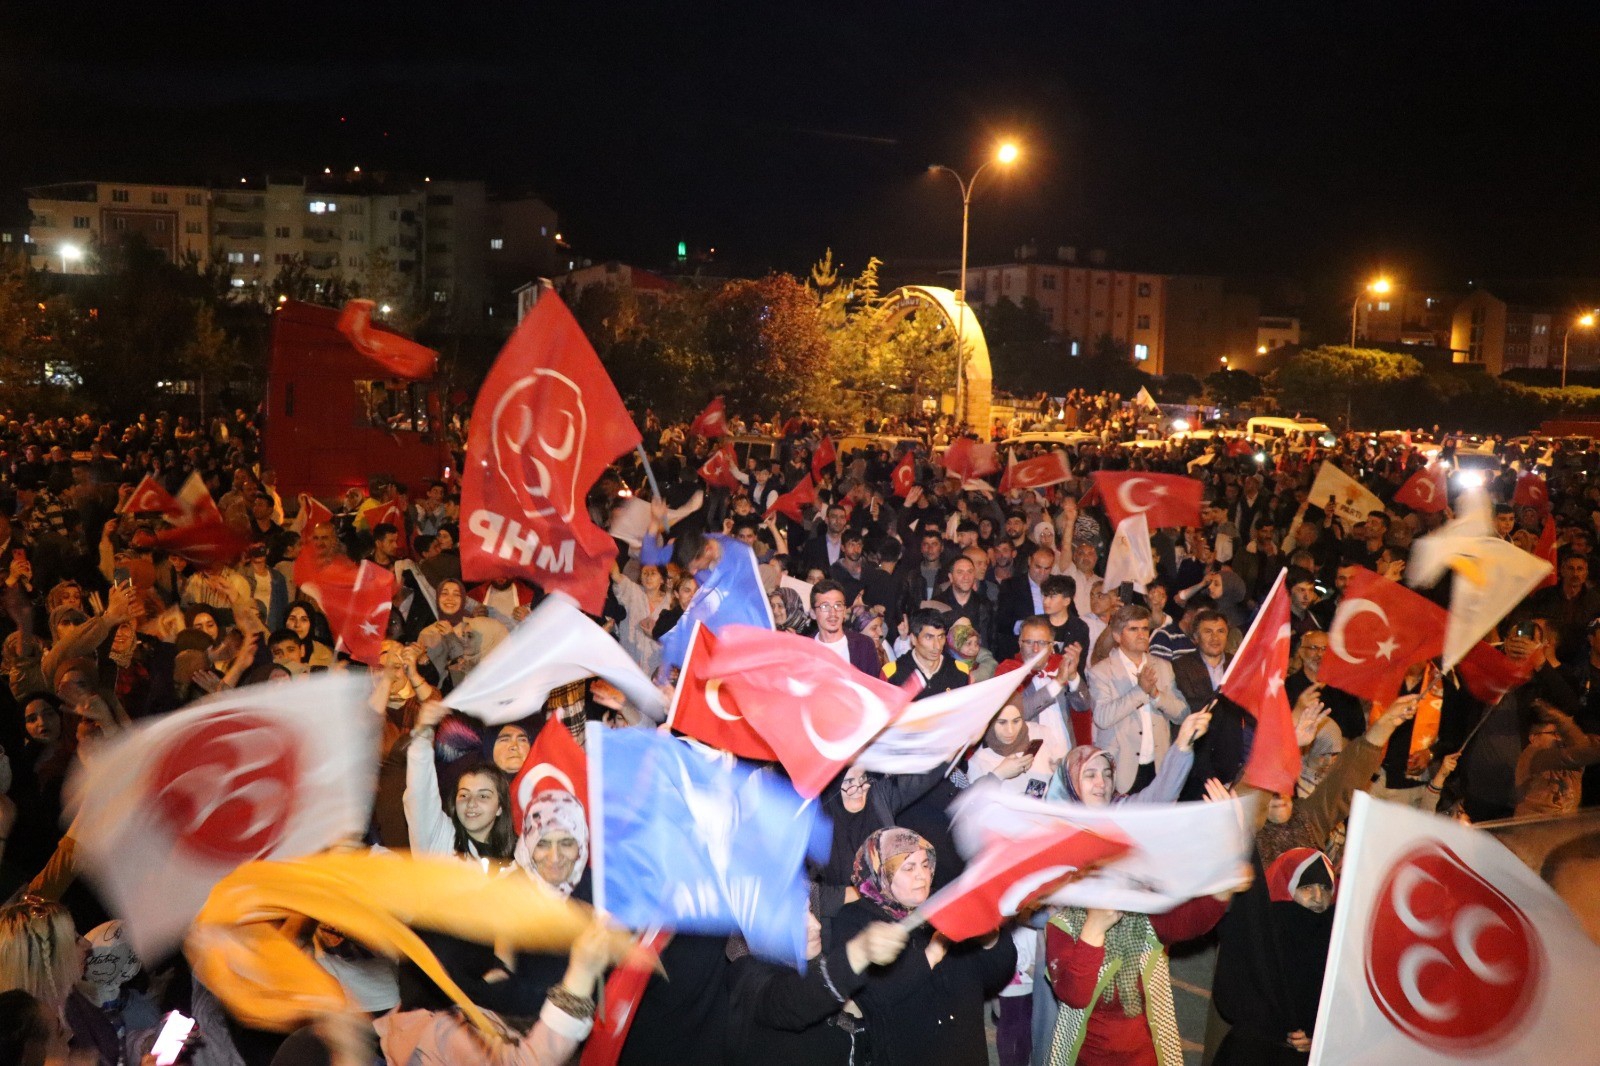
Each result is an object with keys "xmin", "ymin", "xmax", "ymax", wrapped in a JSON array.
[
  {"xmin": 540, "ymin": 226, "xmax": 548, "ymax": 236},
  {"xmin": 1377, "ymin": 301, "xmax": 1391, "ymax": 311},
  {"xmin": 230, "ymin": 278, "xmax": 246, "ymax": 288},
  {"xmin": 0, "ymin": 233, "xmax": 9, "ymax": 243},
  {"xmin": 252, "ymin": 253, "xmax": 261, "ymax": 264},
  {"xmin": 1070, "ymin": 341, "xmax": 1080, "ymax": 357},
  {"xmin": 489, "ymin": 238, "xmax": 504, "ymax": 250},
  {"xmin": 1134, "ymin": 343, "xmax": 1150, "ymax": 361},
  {"xmin": 227, "ymin": 252, "xmax": 245, "ymax": 264},
  {"xmin": 327, "ymin": 202, "xmax": 337, "ymax": 212},
  {"xmin": 309, "ymin": 202, "xmax": 327, "ymax": 214}
]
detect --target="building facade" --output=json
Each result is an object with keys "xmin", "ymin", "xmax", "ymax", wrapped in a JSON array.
[
  {"xmin": 25, "ymin": 181, "xmax": 211, "ymax": 273},
  {"xmin": 1352, "ymin": 284, "xmax": 1457, "ymax": 348},
  {"xmin": 1449, "ymin": 289, "xmax": 1600, "ymax": 376}
]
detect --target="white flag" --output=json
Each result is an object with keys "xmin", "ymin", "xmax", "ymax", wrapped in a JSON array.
[
  {"xmin": 1135, "ymin": 386, "xmax": 1159, "ymax": 412},
  {"xmin": 1310, "ymin": 794, "xmax": 1600, "ymax": 1065},
  {"xmin": 853, "ymin": 654, "xmax": 1041, "ymax": 774},
  {"xmin": 1103, "ymin": 514, "xmax": 1156, "ymax": 593},
  {"xmin": 1309, "ymin": 461, "xmax": 1385, "ymax": 528},
  {"xmin": 950, "ymin": 785, "xmax": 1254, "ymax": 912},
  {"xmin": 446, "ymin": 593, "xmax": 666, "ymax": 724},
  {"xmin": 65, "ymin": 674, "xmax": 378, "ymax": 961},
  {"xmin": 1408, "ymin": 523, "xmax": 1551, "ymax": 670}
]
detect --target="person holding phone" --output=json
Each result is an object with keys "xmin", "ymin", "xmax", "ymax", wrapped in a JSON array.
[{"xmin": 966, "ymin": 695, "xmax": 1064, "ymax": 798}]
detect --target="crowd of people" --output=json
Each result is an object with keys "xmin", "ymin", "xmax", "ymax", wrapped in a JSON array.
[{"xmin": 0, "ymin": 397, "xmax": 1594, "ymax": 1066}]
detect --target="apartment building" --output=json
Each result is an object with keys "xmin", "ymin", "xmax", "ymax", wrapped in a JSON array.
[{"xmin": 25, "ymin": 181, "xmax": 211, "ymax": 273}]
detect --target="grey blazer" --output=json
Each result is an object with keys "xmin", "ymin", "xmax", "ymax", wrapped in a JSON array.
[{"xmin": 1086, "ymin": 651, "xmax": 1191, "ymax": 793}]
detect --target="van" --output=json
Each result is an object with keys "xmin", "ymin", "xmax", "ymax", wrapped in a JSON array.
[{"xmin": 1245, "ymin": 416, "xmax": 1331, "ymax": 452}]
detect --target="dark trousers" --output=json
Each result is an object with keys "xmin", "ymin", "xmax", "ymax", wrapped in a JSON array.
[
  {"xmin": 1127, "ymin": 760, "xmax": 1158, "ymax": 794},
  {"xmin": 995, "ymin": 993, "xmax": 1033, "ymax": 1066}
]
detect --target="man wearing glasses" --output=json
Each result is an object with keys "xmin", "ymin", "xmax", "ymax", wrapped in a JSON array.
[{"xmin": 810, "ymin": 579, "xmax": 881, "ymax": 675}]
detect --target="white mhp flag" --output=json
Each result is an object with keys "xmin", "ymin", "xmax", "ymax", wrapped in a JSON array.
[
  {"xmin": 446, "ymin": 593, "xmax": 667, "ymax": 724},
  {"xmin": 853, "ymin": 653, "xmax": 1041, "ymax": 774},
  {"xmin": 1310, "ymin": 794, "xmax": 1600, "ymax": 1065},
  {"xmin": 65, "ymin": 673, "xmax": 378, "ymax": 960}
]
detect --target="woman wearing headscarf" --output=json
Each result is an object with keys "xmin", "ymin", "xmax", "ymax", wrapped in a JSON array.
[
  {"xmin": 832, "ymin": 828, "xmax": 1017, "ymax": 1066},
  {"xmin": 414, "ymin": 578, "xmax": 508, "ymax": 690},
  {"xmin": 724, "ymin": 903, "xmax": 910, "ymax": 1066},
  {"xmin": 851, "ymin": 607, "xmax": 894, "ymax": 671},
  {"xmin": 949, "ymin": 623, "xmax": 998, "ymax": 683},
  {"xmin": 1211, "ymin": 849, "xmax": 1338, "ymax": 1065},
  {"xmin": 966, "ymin": 696, "xmax": 1064, "ymax": 798},
  {"xmin": 516, "ymin": 789, "xmax": 589, "ymax": 900},
  {"xmin": 769, "ymin": 586, "xmax": 814, "ymax": 636},
  {"xmin": 1047, "ymin": 707, "xmax": 1212, "ymax": 808}
]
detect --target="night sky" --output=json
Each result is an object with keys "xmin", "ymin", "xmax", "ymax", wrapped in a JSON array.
[{"xmin": 6, "ymin": 1, "xmax": 1600, "ymax": 301}]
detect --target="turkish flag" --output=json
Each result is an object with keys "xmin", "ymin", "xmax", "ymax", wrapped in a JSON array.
[
  {"xmin": 1394, "ymin": 466, "xmax": 1449, "ymax": 514},
  {"xmin": 460, "ymin": 292, "xmax": 641, "ymax": 615},
  {"xmin": 698, "ymin": 444, "xmax": 742, "ymax": 491},
  {"xmin": 1318, "ymin": 567, "xmax": 1447, "ymax": 704},
  {"xmin": 580, "ymin": 929, "xmax": 672, "ymax": 1066},
  {"xmin": 943, "ymin": 439, "xmax": 1000, "ymax": 481},
  {"xmin": 305, "ymin": 558, "xmax": 395, "ymax": 666},
  {"xmin": 1534, "ymin": 518, "xmax": 1558, "ymax": 589},
  {"xmin": 891, "ymin": 453, "xmax": 916, "ymax": 498},
  {"xmin": 688, "ymin": 397, "xmax": 727, "ymax": 438},
  {"xmin": 294, "ymin": 493, "xmax": 335, "ymax": 536},
  {"xmin": 920, "ymin": 822, "xmax": 1132, "ymax": 942},
  {"xmin": 510, "ymin": 715, "xmax": 589, "ymax": 826},
  {"xmin": 1092, "ymin": 471, "xmax": 1204, "ymax": 529},
  {"xmin": 811, "ymin": 437, "xmax": 837, "ymax": 481},
  {"xmin": 1226, "ymin": 438, "xmax": 1255, "ymax": 457},
  {"xmin": 704, "ymin": 625, "xmax": 912, "ymax": 798},
  {"xmin": 766, "ymin": 475, "xmax": 817, "ymax": 523},
  {"xmin": 1219, "ymin": 569, "xmax": 1299, "ymax": 795},
  {"xmin": 1000, "ymin": 450, "xmax": 1072, "ymax": 494},
  {"xmin": 153, "ymin": 517, "xmax": 249, "ymax": 571},
  {"xmin": 1310, "ymin": 793, "xmax": 1600, "ymax": 1066},
  {"xmin": 174, "ymin": 471, "xmax": 224, "ymax": 526},
  {"xmin": 364, "ymin": 499, "xmax": 410, "ymax": 556},
  {"xmin": 121, "ymin": 475, "xmax": 178, "ymax": 516},
  {"xmin": 335, "ymin": 299, "xmax": 438, "ymax": 379},
  {"xmin": 1454, "ymin": 640, "xmax": 1537, "ymax": 705},
  {"xmin": 1513, "ymin": 472, "xmax": 1550, "ymax": 514},
  {"xmin": 667, "ymin": 624, "xmax": 778, "ymax": 762}
]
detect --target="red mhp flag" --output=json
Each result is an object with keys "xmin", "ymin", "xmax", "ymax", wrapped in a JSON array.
[
  {"xmin": 1000, "ymin": 450, "xmax": 1072, "ymax": 494},
  {"xmin": 64, "ymin": 674, "xmax": 378, "ymax": 959},
  {"xmin": 1318, "ymin": 567, "xmax": 1447, "ymax": 704},
  {"xmin": 510, "ymin": 715, "xmax": 589, "ymax": 826},
  {"xmin": 667, "ymin": 624, "xmax": 778, "ymax": 762},
  {"xmin": 1534, "ymin": 518, "xmax": 1558, "ymax": 590},
  {"xmin": 688, "ymin": 397, "xmax": 728, "ymax": 438},
  {"xmin": 122, "ymin": 475, "xmax": 178, "ymax": 516},
  {"xmin": 580, "ymin": 929, "xmax": 672, "ymax": 1066},
  {"xmin": 152, "ymin": 520, "xmax": 249, "ymax": 571},
  {"xmin": 766, "ymin": 475, "xmax": 817, "ymax": 523},
  {"xmin": 1394, "ymin": 466, "xmax": 1449, "ymax": 514},
  {"xmin": 698, "ymin": 444, "xmax": 742, "ymax": 491},
  {"xmin": 891, "ymin": 453, "xmax": 916, "ymax": 498},
  {"xmin": 1219, "ymin": 569, "xmax": 1299, "ymax": 795},
  {"xmin": 920, "ymin": 823, "xmax": 1132, "ymax": 941},
  {"xmin": 1454, "ymin": 640, "xmax": 1537, "ymax": 705},
  {"xmin": 461, "ymin": 292, "xmax": 641, "ymax": 615},
  {"xmin": 811, "ymin": 437, "xmax": 837, "ymax": 481},
  {"xmin": 704, "ymin": 625, "xmax": 912, "ymax": 798},
  {"xmin": 1513, "ymin": 471, "xmax": 1550, "ymax": 514},
  {"xmin": 305, "ymin": 558, "xmax": 395, "ymax": 666},
  {"xmin": 335, "ymin": 299, "xmax": 438, "ymax": 380},
  {"xmin": 1092, "ymin": 471, "xmax": 1204, "ymax": 529}
]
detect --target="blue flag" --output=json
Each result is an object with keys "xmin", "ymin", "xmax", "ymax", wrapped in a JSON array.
[
  {"xmin": 590, "ymin": 727, "xmax": 825, "ymax": 968},
  {"xmin": 658, "ymin": 534, "xmax": 774, "ymax": 667}
]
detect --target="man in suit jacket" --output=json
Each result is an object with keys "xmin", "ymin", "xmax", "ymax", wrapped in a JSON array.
[
  {"xmin": 934, "ymin": 554, "xmax": 996, "ymax": 650},
  {"xmin": 798, "ymin": 503, "xmax": 852, "ymax": 577},
  {"xmin": 810, "ymin": 579, "xmax": 880, "ymax": 675},
  {"xmin": 1170, "ymin": 609, "xmax": 1241, "ymax": 800},
  {"xmin": 1087, "ymin": 604, "xmax": 1191, "ymax": 794},
  {"xmin": 994, "ymin": 547, "xmax": 1055, "ymax": 662}
]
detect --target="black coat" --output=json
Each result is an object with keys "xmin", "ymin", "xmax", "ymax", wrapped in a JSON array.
[
  {"xmin": 725, "ymin": 939, "xmax": 868, "ymax": 1066},
  {"xmin": 832, "ymin": 898, "xmax": 1016, "ymax": 1066},
  {"xmin": 617, "ymin": 934, "xmax": 730, "ymax": 1066}
]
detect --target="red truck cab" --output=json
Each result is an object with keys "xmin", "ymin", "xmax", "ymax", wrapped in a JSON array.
[{"xmin": 263, "ymin": 300, "xmax": 451, "ymax": 500}]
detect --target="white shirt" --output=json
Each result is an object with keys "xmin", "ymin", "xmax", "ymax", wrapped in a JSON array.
[
  {"xmin": 815, "ymin": 632, "xmax": 853, "ymax": 662},
  {"xmin": 1114, "ymin": 648, "xmax": 1158, "ymax": 765}
]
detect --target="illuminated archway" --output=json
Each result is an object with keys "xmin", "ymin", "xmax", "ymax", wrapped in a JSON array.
[{"xmin": 883, "ymin": 285, "xmax": 994, "ymax": 439}]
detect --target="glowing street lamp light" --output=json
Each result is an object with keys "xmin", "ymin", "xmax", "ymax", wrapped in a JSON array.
[
  {"xmin": 1562, "ymin": 310, "xmax": 1598, "ymax": 388},
  {"xmin": 930, "ymin": 139, "xmax": 1022, "ymax": 428},
  {"xmin": 1350, "ymin": 275, "xmax": 1393, "ymax": 346},
  {"xmin": 59, "ymin": 244, "xmax": 83, "ymax": 275}
]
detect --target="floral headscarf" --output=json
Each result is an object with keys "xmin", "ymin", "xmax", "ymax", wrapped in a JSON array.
[
  {"xmin": 772, "ymin": 586, "xmax": 809, "ymax": 633},
  {"xmin": 513, "ymin": 789, "xmax": 589, "ymax": 896},
  {"xmin": 851, "ymin": 826, "xmax": 934, "ymax": 920},
  {"xmin": 1046, "ymin": 744, "xmax": 1121, "ymax": 805},
  {"xmin": 948, "ymin": 623, "xmax": 978, "ymax": 662}
]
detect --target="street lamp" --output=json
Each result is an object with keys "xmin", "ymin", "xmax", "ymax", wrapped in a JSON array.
[
  {"xmin": 930, "ymin": 139, "xmax": 1020, "ymax": 428},
  {"xmin": 59, "ymin": 243, "xmax": 83, "ymax": 275},
  {"xmin": 1561, "ymin": 310, "xmax": 1597, "ymax": 388},
  {"xmin": 1349, "ymin": 276, "xmax": 1391, "ymax": 346}
]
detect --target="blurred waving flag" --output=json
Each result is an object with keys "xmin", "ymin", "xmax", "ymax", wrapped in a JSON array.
[
  {"xmin": 658, "ymin": 535, "xmax": 775, "ymax": 668},
  {"xmin": 668, "ymin": 624, "xmax": 780, "ymax": 762},
  {"xmin": 589, "ymin": 727, "xmax": 823, "ymax": 968},
  {"xmin": 1219, "ymin": 568, "xmax": 1300, "ymax": 795},
  {"xmin": 1317, "ymin": 566, "xmax": 1446, "ymax": 705},
  {"xmin": 853, "ymin": 654, "xmax": 1039, "ymax": 774}
]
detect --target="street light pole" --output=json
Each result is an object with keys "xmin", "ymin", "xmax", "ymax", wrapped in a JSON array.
[
  {"xmin": 1350, "ymin": 276, "xmax": 1391, "ymax": 346},
  {"xmin": 1562, "ymin": 311, "xmax": 1596, "ymax": 388},
  {"xmin": 931, "ymin": 141, "xmax": 1017, "ymax": 431}
]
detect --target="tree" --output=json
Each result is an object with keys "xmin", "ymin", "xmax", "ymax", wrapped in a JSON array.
[
  {"xmin": 1204, "ymin": 369, "xmax": 1262, "ymax": 408},
  {"xmin": 1274, "ymin": 345, "xmax": 1423, "ymax": 428},
  {"xmin": 179, "ymin": 303, "xmax": 239, "ymax": 422},
  {"xmin": 702, "ymin": 274, "xmax": 832, "ymax": 413},
  {"xmin": 979, "ymin": 296, "xmax": 1056, "ymax": 392}
]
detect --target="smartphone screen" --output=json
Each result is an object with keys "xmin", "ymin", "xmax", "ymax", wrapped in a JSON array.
[
  {"xmin": 151, "ymin": 1011, "xmax": 196, "ymax": 1066},
  {"xmin": 1024, "ymin": 739, "xmax": 1045, "ymax": 758}
]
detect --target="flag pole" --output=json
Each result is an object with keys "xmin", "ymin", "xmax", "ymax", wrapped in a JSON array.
[
  {"xmin": 897, "ymin": 909, "xmax": 928, "ymax": 933},
  {"xmin": 636, "ymin": 444, "xmax": 662, "ymax": 500}
]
